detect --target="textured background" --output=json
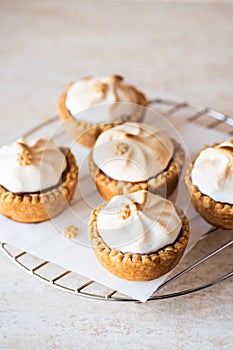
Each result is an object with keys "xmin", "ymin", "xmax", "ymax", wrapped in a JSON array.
[{"xmin": 0, "ymin": 1, "xmax": 233, "ymax": 349}]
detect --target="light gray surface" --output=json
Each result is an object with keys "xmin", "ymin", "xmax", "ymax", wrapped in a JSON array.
[{"xmin": 0, "ymin": 1, "xmax": 233, "ymax": 349}]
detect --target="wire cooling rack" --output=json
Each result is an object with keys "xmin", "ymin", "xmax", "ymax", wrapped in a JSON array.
[{"xmin": 1, "ymin": 98, "xmax": 233, "ymax": 302}]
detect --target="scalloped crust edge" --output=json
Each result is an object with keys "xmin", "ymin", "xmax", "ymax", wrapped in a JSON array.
[
  {"xmin": 0, "ymin": 148, "xmax": 78, "ymax": 223},
  {"xmin": 89, "ymin": 204, "xmax": 190, "ymax": 281},
  {"xmin": 57, "ymin": 82, "xmax": 147, "ymax": 148}
]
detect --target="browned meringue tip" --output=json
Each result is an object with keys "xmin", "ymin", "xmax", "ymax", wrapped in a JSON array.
[{"xmin": 16, "ymin": 142, "xmax": 32, "ymax": 167}]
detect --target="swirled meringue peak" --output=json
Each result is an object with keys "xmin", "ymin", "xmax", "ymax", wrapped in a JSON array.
[
  {"xmin": 97, "ymin": 190, "xmax": 182, "ymax": 254},
  {"xmin": 65, "ymin": 75, "xmax": 141, "ymax": 123},
  {"xmin": 191, "ymin": 139, "xmax": 233, "ymax": 204},
  {"xmin": 93, "ymin": 122, "xmax": 174, "ymax": 182},
  {"xmin": 0, "ymin": 138, "xmax": 67, "ymax": 193}
]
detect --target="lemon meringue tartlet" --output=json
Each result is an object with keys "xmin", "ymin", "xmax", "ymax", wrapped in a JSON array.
[
  {"xmin": 89, "ymin": 191, "xmax": 190, "ymax": 281},
  {"xmin": 57, "ymin": 75, "xmax": 147, "ymax": 148},
  {"xmin": 186, "ymin": 140, "xmax": 233, "ymax": 229},
  {"xmin": 89, "ymin": 122, "xmax": 185, "ymax": 200},
  {"xmin": 0, "ymin": 138, "xmax": 78, "ymax": 223}
]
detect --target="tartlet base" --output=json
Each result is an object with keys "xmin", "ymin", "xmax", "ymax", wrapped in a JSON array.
[
  {"xmin": 57, "ymin": 83, "xmax": 147, "ymax": 148},
  {"xmin": 0, "ymin": 148, "xmax": 78, "ymax": 223},
  {"xmin": 88, "ymin": 139, "xmax": 185, "ymax": 201},
  {"xmin": 185, "ymin": 161, "xmax": 233, "ymax": 230},
  {"xmin": 89, "ymin": 204, "xmax": 190, "ymax": 281}
]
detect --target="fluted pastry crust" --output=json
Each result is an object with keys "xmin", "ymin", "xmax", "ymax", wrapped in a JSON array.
[
  {"xmin": 0, "ymin": 148, "xmax": 78, "ymax": 223},
  {"xmin": 185, "ymin": 153, "xmax": 233, "ymax": 230},
  {"xmin": 58, "ymin": 83, "xmax": 147, "ymax": 148},
  {"xmin": 89, "ymin": 139, "xmax": 185, "ymax": 201},
  {"xmin": 89, "ymin": 204, "xmax": 190, "ymax": 281}
]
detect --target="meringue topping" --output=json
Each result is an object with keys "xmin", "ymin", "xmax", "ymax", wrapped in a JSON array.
[
  {"xmin": 93, "ymin": 122, "xmax": 174, "ymax": 182},
  {"xmin": 191, "ymin": 140, "xmax": 233, "ymax": 204},
  {"xmin": 97, "ymin": 190, "xmax": 182, "ymax": 254},
  {"xmin": 65, "ymin": 75, "xmax": 140, "ymax": 123},
  {"xmin": 0, "ymin": 138, "xmax": 67, "ymax": 193}
]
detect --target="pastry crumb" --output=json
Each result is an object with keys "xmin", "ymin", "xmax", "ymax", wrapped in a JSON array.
[
  {"xmin": 64, "ymin": 225, "xmax": 78, "ymax": 238},
  {"xmin": 16, "ymin": 142, "xmax": 32, "ymax": 166}
]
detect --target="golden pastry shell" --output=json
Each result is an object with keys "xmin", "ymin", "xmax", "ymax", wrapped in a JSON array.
[
  {"xmin": 185, "ymin": 143, "xmax": 233, "ymax": 230},
  {"xmin": 89, "ymin": 203, "xmax": 190, "ymax": 281},
  {"xmin": 0, "ymin": 147, "xmax": 78, "ymax": 223},
  {"xmin": 57, "ymin": 82, "xmax": 147, "ymax": 148}
]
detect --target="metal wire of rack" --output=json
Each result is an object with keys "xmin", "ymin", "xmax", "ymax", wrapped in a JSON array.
[{"xmin": 1, "ymin": 98, "xmax": 233, "ymax": 302}]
